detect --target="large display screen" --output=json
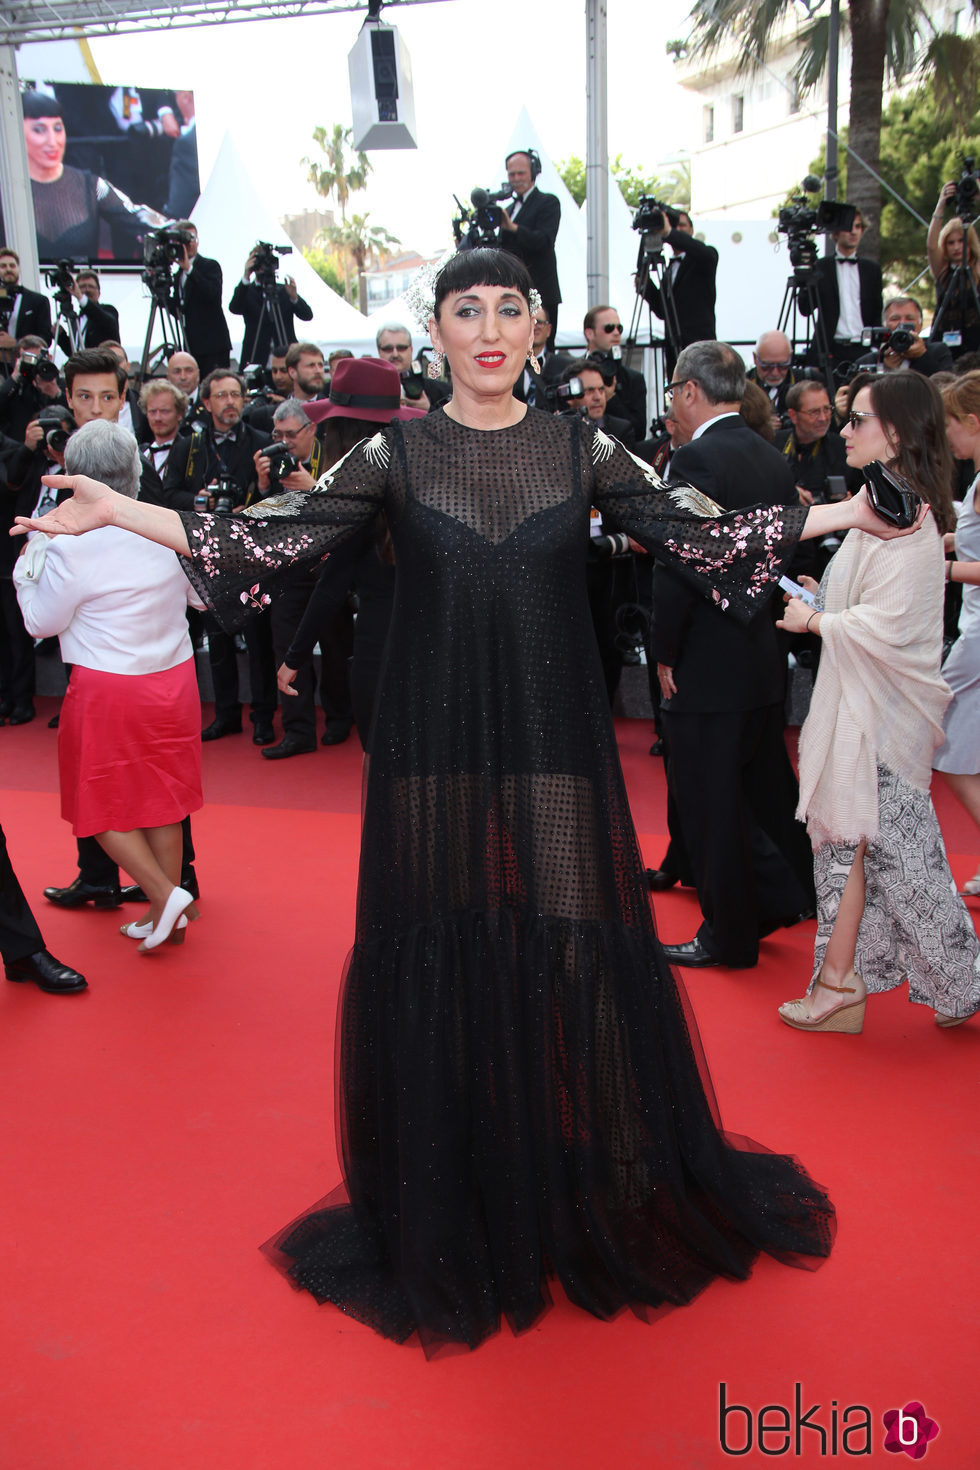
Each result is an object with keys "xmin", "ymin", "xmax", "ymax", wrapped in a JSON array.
[{"xmin": 14, "ymin": 82, "xmax": 200, "ymax": 265}]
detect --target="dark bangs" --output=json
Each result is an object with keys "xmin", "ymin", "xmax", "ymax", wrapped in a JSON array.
[
  {"xmin": 22, "ymin": 90, "xmax": 64, "ymax": 120},
  {"xmin": 433, "ymin": 249, "xmax": 533, "ymax": 318}
]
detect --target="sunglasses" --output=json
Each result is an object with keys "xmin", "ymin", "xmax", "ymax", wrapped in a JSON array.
[
  {"xmin": 847, "ymin": 410, "xmax": 879, "ymax": 430},
  {"xmin": 756, "ymin": 360, "xmax": 791, "ymax": 370},
  {"xmin": 601, "ymin": 323, "xmax": 623, "ymax": 334}
]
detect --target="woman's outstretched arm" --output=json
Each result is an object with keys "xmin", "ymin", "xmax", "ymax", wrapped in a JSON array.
[{"xmin": 11, "ymin": 473, "xmax": 190, "ymax": 555}]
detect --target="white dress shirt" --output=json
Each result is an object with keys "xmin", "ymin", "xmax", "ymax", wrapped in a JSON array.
[
  {"xmin": 835, "ymin": 254, "xmax": 864, "ymax": 341},
  {"xmin": 14, "ymin": 525, "xmax": 205, "ymax": 675}
]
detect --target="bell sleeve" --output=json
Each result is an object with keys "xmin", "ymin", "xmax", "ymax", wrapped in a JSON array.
[
  {"xmin": 176, "ymin": 431, "xmax": 392, "ymax": 630},
  {"xmin": 587, "ymin": 423, "xmax": 808, "ymax": 623}
]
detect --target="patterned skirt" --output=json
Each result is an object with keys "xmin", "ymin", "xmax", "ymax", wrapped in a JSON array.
[{"xmin": 811, "ymin": 764, "xmax": 980, "ymax": 1019}]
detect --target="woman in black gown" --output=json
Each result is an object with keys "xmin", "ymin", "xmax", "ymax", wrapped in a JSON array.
[{"xmin": 18, "ymin": 250, "xmax": 923, "ymax": 1354}]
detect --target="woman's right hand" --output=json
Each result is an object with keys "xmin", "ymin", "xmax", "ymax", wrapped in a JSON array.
[
  {"xmin": 797, "ymin": 574, "xmax": 820, "ymax": 595},
  {"xmin": 277, "ymin": 662, "xmax": 299, "ymax": 696},
  {"xmin": 11, "ymin": 474, "xmax": 116, "ymax": 538}
]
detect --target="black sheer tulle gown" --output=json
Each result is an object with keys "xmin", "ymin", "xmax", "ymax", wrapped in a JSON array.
[{"xmin": 178, "ymin": 409, "xmax": 835, "ymax": 1354}]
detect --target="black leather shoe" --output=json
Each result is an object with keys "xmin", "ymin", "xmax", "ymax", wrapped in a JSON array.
[
  {"xmin": 5, "ymin": 950, "xmax": 88, "ymax": 993},
  {"xmin": 649, "ymin": 739, "xmax": 664, "ymax": 757},
  {"xmin": 663, "ymin": 937, "xmax": 728, "ymax": 968},
  {"xmin": 645, "ymin": 867, "xmax": 679, "ymax": 891},
  {"xmin": 120, "ymin": 883, "xmax": 148, "ymax": 904},
  {"xmin": 321, "ymin": 720, "xmax": 352, "ymax": 746},
  {"xmin": 251, "ymin": 720, "xmax": 276, "ymax": 746},
  {"xmin": 262, "ymin": 736, "xmax": 316, "ymax": 760},
  {"xmin": 201, "ymin": 717, "xmax": 243, "ymax": 741},
  {"xmin": 121, "ymin": 868, "xmax": 199, "ymax": 904},
  {"xmin": 43, "ymin": 876, "xmax": 122, "ymax": 909},
  {"xmin": 9, "ymin": 704, "xmax": 35, "ymax": 725}
]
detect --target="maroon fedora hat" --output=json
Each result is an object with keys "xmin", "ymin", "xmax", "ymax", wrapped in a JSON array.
[{"xmin": 304, "ymin": 356, "xmax": 428, "ymax": 425}]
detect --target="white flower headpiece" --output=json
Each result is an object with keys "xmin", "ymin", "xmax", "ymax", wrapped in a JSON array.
[{"xmin": 404, "ymin": 254, "xmax": 542, "ymax": 332}]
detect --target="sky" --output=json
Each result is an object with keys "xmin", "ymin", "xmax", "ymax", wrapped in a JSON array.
[{"xmin": 19, "ymin": 0, "xmax": 701, "ymax": 260}]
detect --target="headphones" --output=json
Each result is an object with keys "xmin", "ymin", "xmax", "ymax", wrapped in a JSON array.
[{"xmin": 506, "ymin": 148, "xmax": 542, "ymax": 180}]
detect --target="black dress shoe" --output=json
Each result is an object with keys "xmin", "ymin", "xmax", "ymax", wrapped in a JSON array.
[
  {"xmin": 649, "ymin": 739, "xmax": 664, "ymax": 757},
  {"xmin": 662, "ymin": 937, "xmax": 727, "ymax": 968},
  {"xmin": 48, "ymin": 714, "xmax": 60, "ymax": 729},
  {"xmin": 646, "ymin": 867, "xmax": 679, "ymax": 891},
  {"xmin": 122, "ymin": 868, "xmax": 199, "ymax": 903},
  {"xmin": 201, "ymin": 717, "xmax": 243, "ymax": 741},
  {"xmin": 321, "ymin": 720, "xmax": 352, "ymax": 746},
  {"xmin": 251, "ymin": 720, "xmax": 276, "ymax": 746},
  {"xmin": 43, "ymin": 876, "xmax": 122, "ymax": 909},
  {"xmin": 0, "ymin": 698, "xmax": 13, "ymax": 719},
  {"xmin": 120, "ymin": 883, "xmax": 149, "ymax": 904},
  {"xmin": 9, "ymin": 704, "xmax": 35, "ymax": 725},
  {"xmin": 5, "ymin": 950, "xmax": 88, "ymax": 993},
  {"xmin": 262, "ymin": 736, "xmax": 316, "ymax": 760}
]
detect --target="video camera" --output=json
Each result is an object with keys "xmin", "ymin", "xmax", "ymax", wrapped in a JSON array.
[
  {"xmin": 19, "ymin": 345, "xmax": 59, "ymax": 386},
  {"xmin": 631, "ymin": 195, "xmax": 683, "ymax": 280},
  {"xmin": 252, "ymin": 241, "xmax": 293, "ymax": 287},
  {"xmin": 36, "ymin": 405, "xmax": 76, "ymax": 452},
  {"xmin": 242, "ymin": 363, "xmax": 273, "ymax": 396},
  {"xmin": 143, "ymin": 226, "xmax": 195, "ymax": 273},
  {"xmin": 778, "ymin": 176, "xmax": 856, "ymax": 281},
  {"xmin": 542, "ymin": 376, "xmax": 587, "ymax": 412},
  {"xmin": 263, "ymin": 442, "xmax": 300, "ymax": 488},
  {"xmin": 451, "ymin": 185, "xmax": 514, "ymax": 250},
  {"xmin": 955, "ymin": 155, "xmax": 980, "ymax": 221},
  {"xmin": 43, "ymin": 258, "xmax": 77, "ymax": 300}
]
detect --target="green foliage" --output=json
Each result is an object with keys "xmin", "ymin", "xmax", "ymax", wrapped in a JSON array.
[
  {"xmin": 303, "ymin": 247, "xmax": 347, "ymax": 299},
  {"xmin": 556, "ymin": 155, "xmax": 586, "ymax": 206},
  {"xmin": 555, "ymin": 154, "xmax": 691, "ymax": 209},
  {"xmin": 304, "ymin": 123, "xmax": 371, "ymax": 222}
]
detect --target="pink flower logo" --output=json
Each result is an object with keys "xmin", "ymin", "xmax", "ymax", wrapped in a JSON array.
[{"xmin": 883, "ymin": 1402, "xmax": 940, "ymax": 1459}]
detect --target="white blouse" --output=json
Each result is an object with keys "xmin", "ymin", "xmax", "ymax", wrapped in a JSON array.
[{"xmin": 14, "ymin": 525, "xmax": 206, "ymax": 676}]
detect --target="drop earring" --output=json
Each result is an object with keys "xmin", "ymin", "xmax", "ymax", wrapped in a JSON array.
[{"xmin": 427, "ymin": 350, "xmax": 444, "ymax": 379}]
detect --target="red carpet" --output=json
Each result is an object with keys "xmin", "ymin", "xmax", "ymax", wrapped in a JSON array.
[{"xmin": 2, "ymin": 703, "xmax": 977, "ymax": 1469}]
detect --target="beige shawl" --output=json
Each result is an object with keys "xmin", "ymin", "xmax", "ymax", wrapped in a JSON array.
[{"xmin": 797, "ymin": 519, "xmax": 951, "ymax": 848}]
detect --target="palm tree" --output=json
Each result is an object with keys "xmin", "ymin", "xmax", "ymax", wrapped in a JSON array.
[
  {"xmin": 319, "ymin": 214, "xmax": 401, "ymax": 313},
  {"xmin": 680, "ymin": 0, "xmax": 932, "ymax": 256},
  {"xmin": 304, "ymin": 123, "xmax": 372, "ymax": 300}
]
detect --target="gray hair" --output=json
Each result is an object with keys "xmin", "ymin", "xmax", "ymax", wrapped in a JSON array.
[
  {"xmin": 272, "ymin": 398, "xmax": 313, "ymax": 427},
  {"xmin": 139, "ymin": 378, "xmax": 187, "ymax": 416},
  {"xmin": 64, "ymin": 419, "xmax": 141, "ymax": 499},
  {"xmin": 675, "ymin": 340, "xmax": 746, "ymax": 405},
  {"xmin": 375, "ymin": 321, "xmax": 412, "ymax": 348}
]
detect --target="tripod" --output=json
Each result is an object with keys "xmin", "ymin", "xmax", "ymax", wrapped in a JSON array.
[
  {"xmin": 137, "ymin": 267, "xmax": 185, "ymax": 386},
  {"xmin": 929, "ymin": 239, "xmax": 980, "ymax": 357},
  {"xmin": 50, "ymin": 289, "xmax": 82, "ymax": 362},
  {"xmin": 245, "ymin": 271, "xmax": 289, "ymax": 366},
  {"xmin": 778, "ymin": 269, "xmax": 834, "ymax": 397},
  {"xmin": 629, "ymin": 239, "xmax": 681, "ymax": 403}
]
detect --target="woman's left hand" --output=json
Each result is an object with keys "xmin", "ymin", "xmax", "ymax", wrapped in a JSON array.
[{"xmin": 776, "ymin": 596, "xmax": 814, "ymax": 635}]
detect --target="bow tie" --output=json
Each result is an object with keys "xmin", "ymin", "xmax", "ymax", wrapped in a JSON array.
[
  {"xmin": 214, "ymin": 432, "xmax": 236, "ymax": 445},
  {"xmin": 836, "ymin": 255, "xmax": 858, "ymax": 265},
  {"xmin": 150, "ymin": 441, "xmax": 173, "ymax": 451}
]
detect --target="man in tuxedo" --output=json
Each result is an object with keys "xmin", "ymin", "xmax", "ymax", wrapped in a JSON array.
[
  {"xmin": 1, "ymin": 821, "xmax": 86, "ymax": 993},
  {"xmin": 796, "ymin": 211, "xmax": 882, "ymax": 369},
  {"xmin": 162, "ymin": 369, "xmax": 276, "ymax": 745},
  {"xmin": 583, "ymin": 306, "xmax": 648, "ymax": 437},
  {"xmin": 642, "ymin": 209, "xmax": 718, "ymax": 374},
  {"xmin": 138, "ymin": 379, "xmax": 188, "ymax": 476},
  {"xmin": 746, "ymin": 330, "xmax": 804, "ymax": 429},
  {"xmin": 498, "ymin": 150, "xmax": 561, "ymax": 342},
  {"xmin": 101, "ymin": 342, "xmax": 149, "ymax": 442},
  {"xmin": 55, "ymin": 270, "xmax": 120, "ymax": 356},
  {"xmin": 0, "ymin": 335, "xmax": 65, "ymax": 443},
  {"xmin": 174, "ymin": 222, "xmax": 231, "ymax": 377},
  {"xmin": 854, "ymin": 295, "xmax": 955, "ymax": 377},
  {"xmin": 229, "ymin": 248, "xmax": 314, "ymax": 367},
  {"xmin": 651, "ymin": 341, "xmax": 815, "ymax": 969},
  {"xmin": 0, "ymin": 249, "xmax": 53, "ymax": 373},
  {"xmin": 513, "ymin": 304, "xmax": 572, "ymax": 406}
]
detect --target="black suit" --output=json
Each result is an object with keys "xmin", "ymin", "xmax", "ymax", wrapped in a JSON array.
[
  {"xmin": 57, "ymin": 297, "xmax": 120, "ymax": 356},
  {"xmin": 644, "ymin": 230, "xmax": 718, "ymax": 372},
  {"xmin": 0, "ymin": 821, "xmax": 44, "ymax": 965},
  {"xmin": 229, "ymin": 280, "xmax": 314, "ymax": 367},
  {"xmin": 606, "ymin": 361, "xmax": 648, "ymax": 439},
  {"xmin": 500, "ymin": 187, "xmax": 561, "ymax": 330},
  {"xmin": 178, "ymin": 256, "xmax": 231, "ymax": 376},
  {"xmin": 655, "ymin": 417, "xmax": 814, "ymax": 965},
  {"xmin": 798, "ymin": 255, "xmax": 882, "ymax": 363},
  {"xmin": 512, "ymin": 348, "xmax": 573, "ymax": 406},
  {"xmin": 5, "ymin": 286, "xmax": 53, "ymax": 347}
]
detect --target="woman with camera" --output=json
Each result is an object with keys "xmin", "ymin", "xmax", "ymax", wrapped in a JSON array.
[
  {"xmin": 14, "ymin": 249, "xmax": 937, "ymax": 1351},
  {"xmin": 13, "ymin": 420, "xmax": 204, "ymax": 952},
  {"xmin": 777, "ymin": 372, "xmax": 980, "ymax": 1033},
  {"xmin": 927, "ymin": 181, "xmax": 980, "ymax": 360}
]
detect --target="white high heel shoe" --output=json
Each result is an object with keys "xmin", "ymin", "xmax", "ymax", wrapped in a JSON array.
[
  {"xmin": 138, "ymin": 887, "xmax": 197, "ymax": 953},
  {"xmin": 121, "ymin": 915, "xmax": 189, "ymax": 941}
]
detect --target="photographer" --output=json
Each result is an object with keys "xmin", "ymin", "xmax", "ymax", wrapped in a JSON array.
[
  {"xmin": 855, "ymin": 296, "xmax": 954, "ymax": 377},
  {"xmin": 927, "ymin": 179, "xmax": 980, "ymax": 359},
  {"xmin": 376, "ymin": 322, "xmax": 448, "ymax": 410},
  {"xmin": 0, "ymin": 336, "xmax": 64, "ymax": 443},
  {"xmin": 562, "ymin": 357, "xmax": 636, "ymax": 447},
  {"xmin": 56, "ymin": 268, "xmax": 119, "ymax": 353},
  {"xmin": 797, "ymin": 211, "xmax": 882, "ymax": 368},
  {"xmin": 253, "ymin": 399, "xmax": 353, "ymax": 757},
  {"xmin": 162, "ymin": 368, "xmax": 276, "ymax": 745},
  {"xmin": 746, "ymin": 330, "xmax": 801, "ymax": 427},
  {"xmin": 582, "ymin": 306, "xmax": 647, "ymax": 437},
  {"xmin": 0, "ymin": 249, "xmax": 53, "ymax": 373},
  {"xmin": 173, "ymin": 222, "xmax": 231, "ymax": 376},
  {"xmin": 641, "ymin": 207, "xmax": 718, "ymax": 371},
  {"xmin": 230, "ymin": 246, "xmax": 313, "ymax": 368},
  {"xmin": 498, "ymin": 150, "xmax": 561, "ymax": 342}
]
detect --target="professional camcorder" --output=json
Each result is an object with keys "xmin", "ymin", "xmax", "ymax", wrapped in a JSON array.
[
  {"xmin": 20, "ymin": 346, "xmax": 59, "ymax": 385},
  {"xmin": 778, "ymin": 177, "xmax": 856, "ymax": 282},
  {"xmin": 43, "ymin": 258, "xmax": 77, "ymax": 298},
  {"xmin": 36, "ymin": 405, "xmax": 76, "ymax": 452},
  {"xmin": 451, "ymin": 185, "xmax": 513, "ymax": 250},
  {"xmin": 143, "ymin": 225, "xmax": 195, "ymax": 272},
  {"xmin": 263, "ymin": 442, "xmax": 300, "ymax": 488},
  {"xmin": 955, "ymin": 155, "xmax": 980, "ymax": 220},
  {"xmin": 252, "ymin": 241, "xmax": 293, "ymax": 285}
]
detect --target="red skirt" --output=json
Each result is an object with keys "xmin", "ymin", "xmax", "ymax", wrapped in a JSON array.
[{"xmin": 59, "ymin": 659, "xmax": 203, "ymax": 837}]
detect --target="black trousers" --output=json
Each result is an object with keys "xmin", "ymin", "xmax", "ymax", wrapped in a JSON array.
[
  {"xmin": 270, "ymin": 573, "xmax": 353, "ymax": 744},
  {"xmin": 662, "ymin": 703, "xmax": 814, "ymax": 966},
  {"xmin": 207, "ymin": 610, "xmax": 277, "ymax": 724},
  {"xmin": 0, "ymin": 820, "xmax": 44, "ymax": 963},
  {"xmin": 76, "ymin": 817, "xmax": 196, "ymax": 886},
  {"xmin": 0, "ymin": 578, "xmax": 36, "ymax": 706}
]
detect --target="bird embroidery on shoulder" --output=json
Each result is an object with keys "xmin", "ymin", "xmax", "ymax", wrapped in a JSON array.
[
  {"xmin": 242, "ymin": 490, "xmax": 311, "ymax": 519},
  {"xmin": 665, "ymin": 484, "xmax": 726, "ymax": 518},
  {"xmin": 362, "ymin": 431, "xmax": 391, "ymax": 471},
  {"xmin": 590, "ymin": 427, "xmax": 617, "ymax": 464}
]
